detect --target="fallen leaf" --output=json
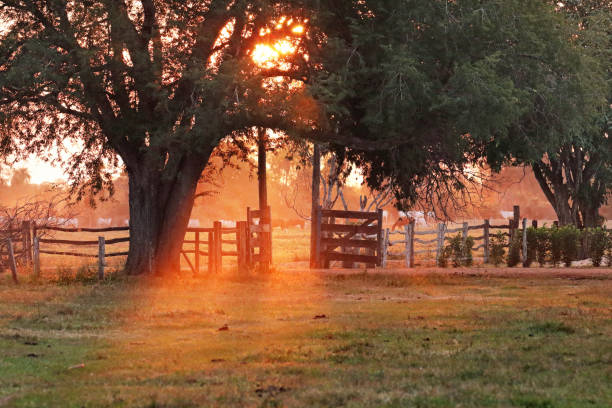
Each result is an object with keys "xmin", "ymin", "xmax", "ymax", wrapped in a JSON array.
[
  {"xmin": 218, "ymin": 324, "xmax": 229, "ymax": 331},
  {"xmin": 313, "ymin": 314, "xmax": 328, "ymax": 319}
]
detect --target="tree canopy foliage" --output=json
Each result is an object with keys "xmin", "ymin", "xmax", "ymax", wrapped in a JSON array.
[{"xmin": 304, "ymin": 0, "xmax": 608, "ymax": 218}]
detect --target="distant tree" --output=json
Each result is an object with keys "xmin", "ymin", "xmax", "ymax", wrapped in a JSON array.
[{"xmin": 0, "ymin": 1, "xmax": 309, "ymax": 275}]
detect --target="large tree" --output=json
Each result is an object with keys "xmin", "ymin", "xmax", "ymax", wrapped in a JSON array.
[
  {"xmin": 527, "ymin": 1, "xmax": 612, "ymax": 227},
  {"xmin": 300, "ymin": 0, "xmax": 606, "ymax": 219},
  {"xmin": 0, "ymin": 0, "xmax": 309, "ymax": 274}
]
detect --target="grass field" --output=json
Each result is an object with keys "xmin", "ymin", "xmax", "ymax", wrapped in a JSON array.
[{"xmin": 1, "ymin": 267, "xmax": 611, "ymax": 408}]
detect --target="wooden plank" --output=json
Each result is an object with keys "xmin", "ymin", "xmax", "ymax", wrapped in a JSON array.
[
  {"xmin": 40, "ymin": 226, "xmax": 130, "ymax": 232},
  {"xmin": 249, "ymin": 209, "xmax": 265, "ymax": 218},
  {"xmin": 468, "ymin": 224, "xmax": 486, "ymax": 230},
  {"xmin": 324, "ymin": 252, "xmax": 379, "ymax": 264},
  {"xmin": 222, "ymin": 239, "xmax": 237, "ymax": 245},
  {"xmin": 222, "ymin": 251, "xmax": 239, "ymax": 256},
  {"xmin": 181, "ymin": 251, "xmax": 196, "ymax": 274},
  {"xmin": 186, "ymin": 227, "xmax": 215, "ymax": 233},
  {"xmin": 40, "ymin": 238, "xmax": 100, "ymax": 246},
  {"xmin": 320, "ymin": 237, "xmax": 379, "ymax": 249},
  {"xmin": 39, "ymin": 250, "xmax": 97, "ymax": 257},
  {"xmin": 490, "ymin": 224, "xmax": 511, "ymax": 229},
  {"xmin": 106, "ymin": 252, "xmax": 129, "ymax": 257},
  {"xmin": 105, "ymin": 237, "xmax": 130, "ymax": 245},
  {"xmin": 320, "ymin": 224, "xmax": 379, "ymax": 234},
  {"xmin": 250, "ymin": 224, "xmax": 270, "ymax": 233},
  {"xmin": 413, "ymin": 230, "xmax": 437, "ymax": 236},
  {"xmin": 39, "ymin": 237, "xmax": 129, "ymax": 246},
  {"xmin": 415, "ymin": 238, "xmax": 438, "ymax": 245},
  {"xmin": 320, "ymin": 209, "xmax": 379, "ymax": 220}
]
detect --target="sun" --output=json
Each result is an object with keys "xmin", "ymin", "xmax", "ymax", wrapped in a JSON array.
[{"xmin": 251, "ymin": 19, "xmax": 306, "ymax": 68}]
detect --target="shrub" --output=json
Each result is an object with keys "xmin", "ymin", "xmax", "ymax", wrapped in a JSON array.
[
  {"xmin": 587, "ymin": 228, "xmax": 609, "ymax": 267},
  {"xmin": 559, "ymin": 225, "xmax": 580, "ymax": 267},
  {"xmin": 524, "ymin": 227, "xmax": 537, "ymax": 267},
  {"xmin": 507, "ymin": 232, "xmax": 522, "ymax": 267},
  {"xmin": 443, "ymin": 234, "xmax": 474, "ymax": 267},
  {"xmin": 464, "ymin": 236, "xmax": 475, "ymax": 267},
  {"xmin": 437, "ymin": 245, "xmax": 450, "ymax": 268},
  {"xmin": 489, "ymin": 231, "xmax": 506, "ymax": 266},
  {"xmin": 549, "ymin": 227, "xmax": 562, "ymax": 266},
  {"xmin": 534, "ymin": 227, "xmax": 550, "ymax": 266}
]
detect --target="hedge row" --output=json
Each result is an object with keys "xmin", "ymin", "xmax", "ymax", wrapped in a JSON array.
[{"xmin": 440, "ymin": 226, "xmax": 611, "ymax": 268}]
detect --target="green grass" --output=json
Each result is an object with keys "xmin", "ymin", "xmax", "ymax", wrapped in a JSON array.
[{"xmin": 0, "ymin": 269, "xmax": 611, "ymax": 407}]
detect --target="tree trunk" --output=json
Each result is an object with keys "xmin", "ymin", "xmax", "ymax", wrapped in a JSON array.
[
  {"xmin": 532, "ymin": 162, "xmax": 575, "ymax": 226},
  {"xmin": 125, "ymin": 155, "xmax": 206, "ymax": 276},
  {"xmin": 258, "ymin": 129, "xmax": 268, "ymax": 210},
  {"xmin": 310, "ymin": 144, "xmax": 321, "ymax": 268}
]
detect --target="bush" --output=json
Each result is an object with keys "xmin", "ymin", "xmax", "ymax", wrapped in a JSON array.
[
  {"xmin": 489, "ymin": 231, "xmax": 506, "ymax": 266},
  {"xmin": 559, "ymin": 225, "xmax": 580, "ymax": 267},
  {"xmin": 507, "ymin": 232, "xmax": 522, "ymax": 267},
  {"xmin": 437, "ymin": 245, "xmax": 450, "ymax": 268},
  {"xmin": 443, "ymin": 234, "xmax": 474, "ymax": 267},
  {"xmin": 549, "ymin": 227, "xmax": 562, "ymax": 266},
  {"xmin": 587, "ymin": 228, "xmax": 609, "ymax": 267},
  {"xmin": 534, "ymin": 227, "xmax": 550, "ymax": 266}
]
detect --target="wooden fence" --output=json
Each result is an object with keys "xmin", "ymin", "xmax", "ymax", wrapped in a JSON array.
[
  {"xmin": 0, "ymin": 207, "xmax": 273, "ymax": 281},
  {"xmin": 33, "ymin": 225, "xmax": 130, "ymax": 279},
  {"xmin": 313, "ymin": 207, "xmax": 384, "ymax": 268},
  {"xmin": 384, "ymin": 220, "xmax": 514, "ymax": 267}
]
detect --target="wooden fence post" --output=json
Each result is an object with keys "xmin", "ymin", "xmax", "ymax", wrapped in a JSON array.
[
  {"xmin": 376, "ymin": 209, "xmax": 383, "ymax": 267},
  {"xmin": 247, "ymin": 207, "xmax": 253, "ymax": 267},
  {"xmin": 7, "ymin": 239, "xmax": 18, "ymax": 283},
  {"xmin": 237, "ymin": 221, "xmax": 248, "ymax": 271},
  {"xmin": 512, "ymin": 205, "xmax": 520, "ymax": 240},
  {"xmin": 265, "ymin": 206, "xmax": 272, "ymax": 266},
  {"xmin": 382, "ymin": 228, "xmax": 389, "ymax": 267},
  {"xmin": 22, "ymin": 221, "xmax": 32, "ymax": 265},
  {"xmin": 522, "ymin": 218, "xmax": 528, "ymax": 266},
  {"xmin": 98, "ymin": 236, "xmax": 105, "ymax": 280},
  {"xmin": 314, "ymin": 205, "xmax": 322, "ymax": 268},
  {"xmin": 405, "ymin": 223, "xmax": 414, "ymax": 268},
  {"xmin": 532, "ymin": 220, "xmax": 538, "ymax": 228},
  {"xmin": 33, "ymin": 236, "xmax": 40, "ymax": 277},
  {"xmin": 483, "ymin": 219, "xmax": 490, "ymax": 264},
  {"xmin": 436, "ymin": 223, "xmax": 446, "ymax": 265},
  {"xmin": 195, "ymin": 231, "xmax": 200, "ymax": 275},
  {"xmin": 208, "ymin": 231, "xmax": 214, "ymax": 273},
  {"xmin": 214, "ymin": 221, "xmax": 222, "ymax": 273}
]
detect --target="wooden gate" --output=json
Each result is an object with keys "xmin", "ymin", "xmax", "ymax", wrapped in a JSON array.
[
  {"xmin": 313, "ymin": 207, "xmax": 383, "ymax": 268},
  {"xmin": 247, "ymin": 206, "xmax": 272, "ymax": 270}
]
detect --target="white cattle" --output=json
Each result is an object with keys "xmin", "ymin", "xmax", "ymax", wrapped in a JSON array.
[
  {"xmin": 398, "ymin": 211, "xmax": 427, "ymax": 226},
  {"xmin": 188, "ymin": 219, "xmax": 201, "ymax": 228},
  {"xmin": 97, "ymin": 218, "xmax": 112, "ymax": 226},
  {"xmin": 64, "ymin": 218, "xmax": 79, "ymax": 228},
  {"xmin": 500, "ymin": 211, "xmax": 514, "ymax": 219},
  {"xmin": 220, "ymin": 220, "xmax": 236, "ymax": 228}
]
